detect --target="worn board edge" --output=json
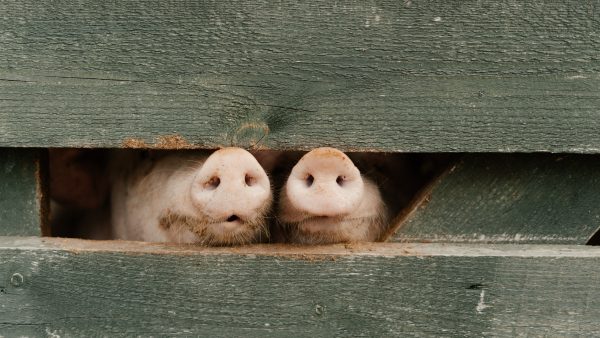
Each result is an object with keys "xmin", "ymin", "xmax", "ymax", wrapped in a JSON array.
[{"xmin": 2, "ymin": 236, "xmax": 600, "ymax": 258}]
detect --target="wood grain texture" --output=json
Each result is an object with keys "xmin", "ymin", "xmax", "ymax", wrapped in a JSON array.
[
  {"xmin": 0, "ymin": 0, "xmax": 599, "ymax": 151},
  {"xmin": 0, "ymin": 237, "xmax": 599, "ymax": 336},
  {"xmin": 0, "ymin": 149, "xmax": 46, "ymax": 236},
  {"xmin": 390, "ymin": 154, "xmax": 600, "ymax": 244}
]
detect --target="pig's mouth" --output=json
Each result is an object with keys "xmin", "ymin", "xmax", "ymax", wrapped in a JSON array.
[
  {"xmin": 158, "ymin": 211, "xmax": 268, "ymax": 246},
  {"xmin": 206, "ymin": 216, "xmax": 249, "ymax": 231},
  {"xmin": 201, "ymin": 215, "xmax": 269, "ymax": 246},
  {"xmin": 286, "ymin": 213, "xmax": 387, "ymax": 245},
  {"xmin": 226, "ymin": 215, "xmax": 241, "ymax": 222},
  {"xmin": 207, "ymin": 214, "xmax": 250, "ymax": 228}
]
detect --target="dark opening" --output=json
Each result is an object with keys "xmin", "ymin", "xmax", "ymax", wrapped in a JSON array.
[
  {"xmin": 48, "ymin": 148, "xmax": 452, "ymax": 242},
  {"xmin": 227, "ymin": 215, "xmax": 240, "ymax": 222},
  {"xmin": 587, "ymin": 226, "xmax": 600, "ymax": 245}
]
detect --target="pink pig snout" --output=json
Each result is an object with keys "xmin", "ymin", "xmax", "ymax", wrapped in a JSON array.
[
  {"xmin": 285, "ymin": 147, "xmax": 364, "ymax": 217},
  {"xmin": 190, "ymin": 148, "xmax": 271, "ymax": 221}
]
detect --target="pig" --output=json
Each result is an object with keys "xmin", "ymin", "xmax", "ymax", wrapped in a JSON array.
[
  {"xmin": 110, "ymin": 147, "xmax": 273, "ymax": 245},
  {"xmin": 49, "ymin": 149, "xmax": 111, "ymax": 238},
  {"xmin": 277, "ymin": 147, "xmax": 389, "ymax": 244},
  {"xmin": 49, "ymin": 149, "xmax": 110, "ymax": 211}
]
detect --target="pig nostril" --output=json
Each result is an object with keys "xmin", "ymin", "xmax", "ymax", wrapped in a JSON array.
[
  {"xmin": 245, "ymin": 174, "xmax": 255, "ymax": 187},
  {"xmin": 204, "ymin": 176, "xmax": 220, "ymax": 190},
  {"xmin": 305, "ymin": 174, "xmax": 314, "ymax": 187},
  {"xmin": 336, "ymin": 175, "xmax": 345, "ymax": 186},
  {"xmin": 226, "ymin": 215, "xmax": 240, "ymax": 222}
]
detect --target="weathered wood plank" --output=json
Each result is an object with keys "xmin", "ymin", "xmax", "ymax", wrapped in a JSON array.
[
  {"xmin": 1, "ymin": 0, "xmax": 599, "ymax": 151},
  {"xmin": 0, "ymin": 149, "xmax": 47, "ymax": 236},
  {"xmin": 0, "ymin": 237, "xmax": 599, "ymax": 336},
  {"xmin": 390, "ymin": 154, "xmax": 600, "ymax": 244}
]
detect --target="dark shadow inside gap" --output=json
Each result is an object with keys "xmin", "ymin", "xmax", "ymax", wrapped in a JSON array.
[
  {"xmin": 586, "ymin": 226, "xmax": 600, "ymax": 245},
  {"xmin": 48, "ymin": 148, "xmax": 454, "ymax": 243}
]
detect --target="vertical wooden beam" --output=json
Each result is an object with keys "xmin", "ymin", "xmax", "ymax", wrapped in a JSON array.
[{"xmin": 0, "ymin": 149, "xmax": 48, "ymax": 236}]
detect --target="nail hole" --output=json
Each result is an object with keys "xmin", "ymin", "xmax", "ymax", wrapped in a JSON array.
[
  {"xmin": 305, "ymin": 174, "xmax": 314, "ymax": 187},
  {"xmin": 315, "ymin": 304, "xmax": 325, "ymax": 315},
  {"xmin": 10, "ymin": 273, "xmax": 23, "ymax": 287},
  {"xmin": 468, "ymin": 283, "xmax": 485, "ymax": 290},
  {"xmin": 205, "ymin": 176, "xmax": 220, "ymax": 190},
  {"xmin": 245, "ymin": 174, "xmax": 255, "ymax": 186},
  {"xmin": 227, "ymin": 215, "xmax": 240, "ymax": 222}
]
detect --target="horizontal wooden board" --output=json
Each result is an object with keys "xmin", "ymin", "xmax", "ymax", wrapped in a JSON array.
[
  {"xmin": 389, "ymin": 154, "xmax": 600, "ymax": 244},
  {"xmin": 1, "ymin": 0, "xmax": 599, "ymax": 151},
  {"xmin": 0, "ymin": 149, "xmax": 46, "ymax": 236},
  {"xmin": 1, "ymin": 237, "xmax": 600, "ymax": 336}
]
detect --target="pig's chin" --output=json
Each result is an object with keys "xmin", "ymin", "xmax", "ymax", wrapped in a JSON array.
[
  {"xmin": 289, "ymin": 214, "xmax": 384, "ymax": 245},
  {"xmin": 200, "ymin": 220, "xmax": 264, "ymax": 246},
  {"xmin": 158, "ymin": 212, "xmax": 267, "ymax": 246}
]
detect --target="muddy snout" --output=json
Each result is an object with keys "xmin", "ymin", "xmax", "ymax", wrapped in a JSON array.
[
  {"xmin": 286, "ymin": 147, "xmax": 364, "ymax": 217},
  {"xmin": 190, "ymin": 148, "xmax": 272, "ymax": 222}
]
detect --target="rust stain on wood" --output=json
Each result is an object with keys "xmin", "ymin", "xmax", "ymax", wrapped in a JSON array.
[
  {"xmin": 155, "ymin": 135, "xmax": 195, "ymax": 149},
  {"xmin": 122, "ymin": 135, "xmax": 197, "ymax": 150},
  {"xmin": 121, "ymin": 138, "xmax": 149, "ymax": 148},
  {"xmin": 43, "ymin": 237, "xmax": 418, "ymax": 258}
]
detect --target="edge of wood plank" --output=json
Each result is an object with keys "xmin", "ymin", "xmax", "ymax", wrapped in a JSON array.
[
  {"xmin": 381, "ymin": 158, "xmax": 459, "ymax": 241},
  {"xmin": 36, "ymin": 149, "xmax": 50, "ymax": 236},
  {"xmin": 0, "ymin": 149, "xmax": 47, "ymax": 236},
  {"xmin": 2, "ymin": 236, "xmax": 600, "ymax": 258}
]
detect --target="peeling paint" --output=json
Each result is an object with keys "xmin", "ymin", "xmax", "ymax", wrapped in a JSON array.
[
  {"xmin": 121, "ymin": 138, "xmax": 149, "ymax": 149},
  {"xmin": 566, "ymin": 75, "xmax": 588, "ymax": 80},
  {"xmin": 476, "ymin": 290, "xmax": 490, "ymax": 313},
  {"xmin": 45, "ymin": 328, "xmax": 61, "ymax": 338}
]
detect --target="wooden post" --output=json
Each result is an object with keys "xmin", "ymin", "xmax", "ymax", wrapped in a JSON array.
[{"xmin": 0, "ymin": 149, "xmax": 48, "ymax": 236}]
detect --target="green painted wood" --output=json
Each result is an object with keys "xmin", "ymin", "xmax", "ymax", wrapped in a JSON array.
[
  {"xmin": 0, "ymin": 238, "xmax": 599, "ymax": 336},
  {"xmin": 0, "ymin": 149, "xmax": 46, "ymax": 236},
  {"xmin": 391, "ymin": 154, "xmax": 600, "ymax": 244},
  {"xmin": 1, "ymin": 0, "xmax": 599, "ymax": 151}
]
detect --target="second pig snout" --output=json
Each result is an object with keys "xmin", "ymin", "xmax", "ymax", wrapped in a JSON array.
[{"xmin": 285, "ymin": 147, "xmax": 364, "ymax": 217}]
